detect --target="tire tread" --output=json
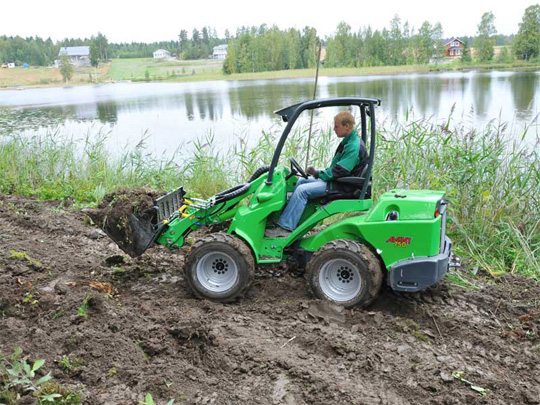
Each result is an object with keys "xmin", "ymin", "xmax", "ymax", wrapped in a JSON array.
[
  {"xmin": 307, "ymin": 239, "xmax": 383, "ymax": 308},
  {"xmin": 185, "ymin": 232, "xmax": 255, "ymax": 302}
]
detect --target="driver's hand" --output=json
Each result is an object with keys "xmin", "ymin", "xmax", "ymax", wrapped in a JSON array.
[{"xmin": 307, "ymin": 166, "xmax": 318, "ymax": 178}]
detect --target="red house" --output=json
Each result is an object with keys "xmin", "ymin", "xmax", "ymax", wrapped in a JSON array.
[{"xmin": 444, "ymin": 37, "xmax": 464, "ymax": 57}]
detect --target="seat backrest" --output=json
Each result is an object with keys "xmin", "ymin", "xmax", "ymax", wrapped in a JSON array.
[{"xmin": 348, "ymin": 138, "xmax": 368, "ymax": 178}]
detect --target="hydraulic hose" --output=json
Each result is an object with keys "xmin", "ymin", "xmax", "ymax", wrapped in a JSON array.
[
  {"xmin": 214, "ymin": 183, "xmax": 251, "ymax": 203},
  {"xmin": 247, "ymin": 165, "xmax": 270, "ymax": 182}
]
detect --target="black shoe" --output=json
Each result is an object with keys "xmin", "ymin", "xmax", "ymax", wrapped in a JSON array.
[{"xmin": 265, "ymin": 226, "xmax": 292, "ymax": 238}]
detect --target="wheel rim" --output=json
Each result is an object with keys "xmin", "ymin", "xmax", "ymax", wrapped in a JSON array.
[
  {"xmin": 196, "ymin": 251, "xmax": 239, "ymax": 293},
  {"xmin": 319, "ymin": 259, "xmax": 362, "ymax": 302}
]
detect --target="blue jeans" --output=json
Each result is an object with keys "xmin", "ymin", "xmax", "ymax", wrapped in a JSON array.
[{"xmin": 277, "ymin": 177, "xmax": 327, "ymax": 231}]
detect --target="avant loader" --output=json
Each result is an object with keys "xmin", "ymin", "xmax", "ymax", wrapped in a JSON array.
[{"xmin": 99, "ymin": 97, "xmax": 451, "ymax": 308}]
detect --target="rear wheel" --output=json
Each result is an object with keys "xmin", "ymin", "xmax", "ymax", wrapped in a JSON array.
[
  {"xmin": 185, "ymin": 233, "xmax": 254, "ymax": 302},
  {"xmin": 307, "ymin": 239, "xmax": 383, "ymax": 308}
]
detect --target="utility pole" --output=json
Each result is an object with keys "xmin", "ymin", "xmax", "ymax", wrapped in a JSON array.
[{"xmin": 305, "ymin": 41, "xmax": 322, "ymax": 171}]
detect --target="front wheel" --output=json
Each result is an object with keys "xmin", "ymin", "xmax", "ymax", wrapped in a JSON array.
[
  {"xmin": 184, "ymin": 233, "xmax": 254, "ymax": 302},
  {"xmin": 307, "ymin": 240, "xmax": 383, "ymax": 308}
]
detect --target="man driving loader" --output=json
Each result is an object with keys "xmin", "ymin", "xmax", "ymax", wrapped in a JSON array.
[{"xmin": 265, "ymin": 111, "xmax": 367, "ymax": 238}]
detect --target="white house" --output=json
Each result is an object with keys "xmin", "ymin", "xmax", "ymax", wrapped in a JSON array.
[
  {"xmin": 58, "ymin": 46, "xmax": 90, "ymax": 65},
  {"xmin": 153, "ymin": 49, "xmax": 171, "ymax": 59},
  {"xmin": 213, "ymin": 44, "xmax": 228, "ymax": 60}
]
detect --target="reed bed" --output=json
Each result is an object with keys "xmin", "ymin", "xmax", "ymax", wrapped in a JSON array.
[
  {"xmin": 1, "ymin": 116, "xmax": 539, "ymax": 278},
  {"xmin": 376, "ymin": 116, "xmax": 540, "ymax": 278}
]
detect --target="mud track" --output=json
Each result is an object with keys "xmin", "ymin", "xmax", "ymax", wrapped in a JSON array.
[{"xmin": 1, "ymin": 195, "xmax": 539, "ymax": 404}]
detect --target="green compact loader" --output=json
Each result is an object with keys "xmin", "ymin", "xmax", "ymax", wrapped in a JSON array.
[{"xmin": 108, "ymin": 97, "xmax": 451, "ymax": 308}]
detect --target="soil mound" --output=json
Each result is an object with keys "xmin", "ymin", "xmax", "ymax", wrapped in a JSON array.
[{"xmin": 84, "ymin": 188, "xmax": 162, "ymax": 257}]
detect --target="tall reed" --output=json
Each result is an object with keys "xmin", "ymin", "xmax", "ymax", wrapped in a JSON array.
[{"xmin": 376, "ymin": 115, "xmax": 540, "ymax": 278}]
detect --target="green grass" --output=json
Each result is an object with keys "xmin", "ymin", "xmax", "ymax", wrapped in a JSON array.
[
  {"xmin": 105, "ymin": 58, "xmax": 223, "ymax": 81},
  {"xmin": 104, "ymin": 57, "xmax": 540, "ymax": 84},
  {"xmin": 1, "ymin": 115, "xmax": 539, "ymax": 279}
]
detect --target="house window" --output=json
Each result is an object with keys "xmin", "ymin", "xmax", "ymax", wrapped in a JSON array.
[
  {"xmin": 454, "ymin": 41, "xmax": 459, "ymax": 46},
  {"xmin": 456, "ymin": 49, "xmax": 461, "ymax": 55}
]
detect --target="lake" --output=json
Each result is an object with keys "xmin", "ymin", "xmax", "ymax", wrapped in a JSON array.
[{"xmin": 1, "ymin": 69, "xmax": 539, "ymax": 157}]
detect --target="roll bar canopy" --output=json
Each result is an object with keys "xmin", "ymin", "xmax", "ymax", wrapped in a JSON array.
[{"xmin": 267, "ymin": 97, "xmax": 381, "ymax": 201}]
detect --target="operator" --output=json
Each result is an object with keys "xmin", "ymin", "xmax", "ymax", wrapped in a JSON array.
[{"xmin": 266, "ymin": 111, "xmax": 366, "ymax": 238}]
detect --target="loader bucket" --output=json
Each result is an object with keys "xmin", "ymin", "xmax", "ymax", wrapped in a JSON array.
[
  {"xmin": 83, "ymin": 188, "xmax": 162, "ymax": 258},
  {"xmin": 102, "ymin": 210, "xmax": 158, "ymax": 258}
]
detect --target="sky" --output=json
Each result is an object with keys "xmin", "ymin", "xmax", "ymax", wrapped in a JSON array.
[{"xmin": 2, "ymin": 0, "xmax": 537, "ymax": 43}]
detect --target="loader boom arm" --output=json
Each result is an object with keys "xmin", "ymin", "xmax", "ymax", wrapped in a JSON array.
[{"xmin": 155, "ymin": 175, "xmax": 266, "ymax": 251}]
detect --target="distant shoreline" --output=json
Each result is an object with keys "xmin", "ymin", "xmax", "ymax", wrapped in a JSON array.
[{"xmin": 2, "ymin": 59, "xmax": 540, "ymax": 91}]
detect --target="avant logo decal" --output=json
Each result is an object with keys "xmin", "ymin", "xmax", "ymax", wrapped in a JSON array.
[{"xmin": 386, "ymin": 236, "xmax": 412, "ymax": 248}]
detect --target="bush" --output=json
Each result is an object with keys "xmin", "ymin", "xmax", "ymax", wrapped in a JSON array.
[{"xmin": 495, "ymin": 47, "xmax": 514, "ymax": 63}]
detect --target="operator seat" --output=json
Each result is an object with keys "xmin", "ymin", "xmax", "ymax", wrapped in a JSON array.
[{"xmin": 317, "ymin": 165, "xmax": 372, "ymax": 203}]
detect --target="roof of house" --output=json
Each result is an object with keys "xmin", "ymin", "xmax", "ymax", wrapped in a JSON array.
[
  {"xmin": 58, "ymin": 46, "xmax": 90, "ymax": 57},
  {"xmin": 213, "ymin": 44, "xmax": 228, "ymax": 50},
  {"xmin": 443, "ymin": 37, "xmax": 464, "ymax": 46},
  {"xmin": 153, "ymin": 49, "xmax": 170, "ymax": 53}
]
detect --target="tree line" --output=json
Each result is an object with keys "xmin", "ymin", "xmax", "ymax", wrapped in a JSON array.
[
  {"xmin": 221, "ymin": 6, "xmax": 540, "ymax": 72},
  {"xmin": 0, "ymin": 33, "xmax": 110, "ymax": 67},
  {"xmin": 0, "ymin": 27, "xmax": 225, "ymax": 66},
  {"xmin": 0, "ymin": 36, "xmax": 57, "ymax": 66},
  {"xmin": 323, "ymin": 18, "xmax": 443, "ymax": 67},
  {"xmin": 219, "ymin": 7, "xmax": 539, "ymax": 73},
  {"xmin": 3, "ymin": 5, "xmax": 540, "ymax": 69},
  {"xmin": 0, "ymin": 33, "xmax": 178, "ymax": 65},
  {"xmin": 223, "ymin": 26, "xmax": 319, "ymax": 74}
]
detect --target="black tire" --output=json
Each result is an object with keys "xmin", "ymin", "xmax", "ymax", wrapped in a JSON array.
[
  {"xmin": 306, "ymin": 239, "xmax": 383, "ymax": 308},
  {"xmin": 184, "ymin": 233, "xmax": 255, "ymax": 303}
]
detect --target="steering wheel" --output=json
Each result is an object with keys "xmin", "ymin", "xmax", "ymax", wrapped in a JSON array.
[{"xmin": 289, "ymin": 157, "xmax": 308, "ymax": 179}]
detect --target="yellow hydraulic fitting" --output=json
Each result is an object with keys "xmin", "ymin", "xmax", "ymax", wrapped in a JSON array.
[{"xmin": 179, "ymin": 205, "xmax": 189, "ymax": 218}]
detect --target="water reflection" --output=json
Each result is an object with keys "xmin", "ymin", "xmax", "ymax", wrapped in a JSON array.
[
  {"xmin": 508, "ymin": 72, "xmax": 539, "ymax": 119},
  {"xmin": 470, "ymin": 73, "xmax": 493, "ymax": 117},
  {"xmin": 97, "ymin": 102, "xmax": 119, "ymax": 124},
  {"xmin": 229, "ymin": 79, "xmax": 314, "ymax": 119},
  {"xmin": 1, "ymin": 69, "xmax": 539, "ymax": 155}
]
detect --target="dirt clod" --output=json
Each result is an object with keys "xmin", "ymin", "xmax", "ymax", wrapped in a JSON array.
[{"xmin": 84, "ymin": 188, "xmax": 162, "ymax": 257}]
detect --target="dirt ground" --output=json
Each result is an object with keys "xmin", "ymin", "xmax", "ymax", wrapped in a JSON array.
[{"xmin": 1, "ymin": 195, "xmax": 540, "ymax": 405}]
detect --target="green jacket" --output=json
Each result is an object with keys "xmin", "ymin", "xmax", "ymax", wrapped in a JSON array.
[{"xmin": 318, "ymin": 129, "xmax": 361, "ymax": 183}]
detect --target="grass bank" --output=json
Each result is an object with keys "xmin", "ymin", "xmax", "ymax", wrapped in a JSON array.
[
  {"xmin": 110, "ymin": 58, "xmax": 540, "ymax": 83},
  {"xmin": 1, "ymin": 116, "xmax": 539, "ymax": 279},
  {"xmin": 104, "ymin": 58, "xmax": 223, "ymax": 81},
  {"xmin": 3, "ymin": 57, "xmax": 540, "ymax": 89},
  {"xmin": 0, "ymin": 65, "xmax": 109, "ymax": 89}
]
